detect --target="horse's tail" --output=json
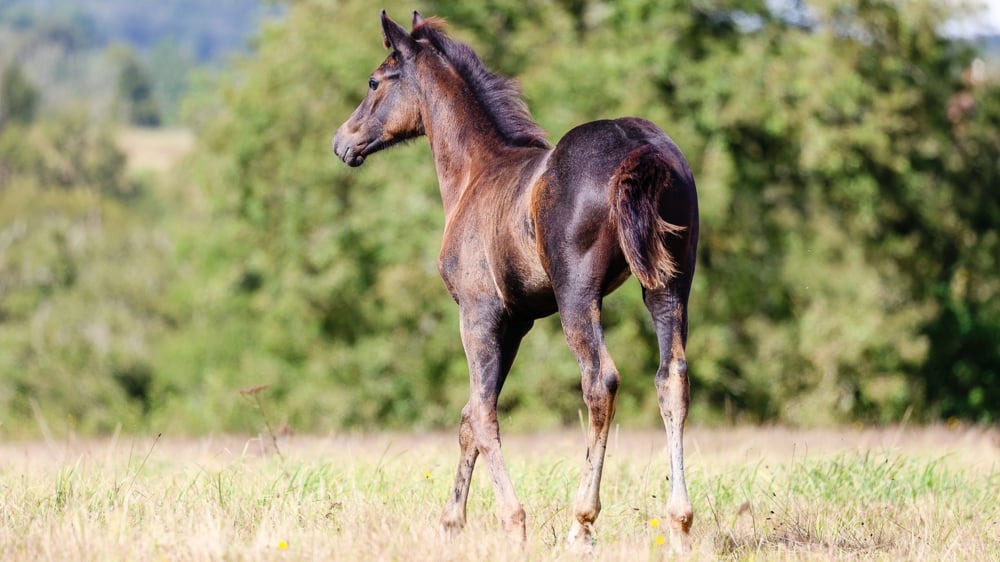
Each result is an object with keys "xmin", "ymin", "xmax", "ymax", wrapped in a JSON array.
[{"xmin": 609, "ymin": 144, "xmax": 685, "ymax": 290}]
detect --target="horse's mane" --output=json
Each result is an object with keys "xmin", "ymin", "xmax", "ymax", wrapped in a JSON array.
[{"xmin": 411, "ymin": 18, "xmax": 551, "ymax": 149}]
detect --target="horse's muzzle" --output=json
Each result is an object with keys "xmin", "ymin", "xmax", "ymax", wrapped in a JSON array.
[{"xmin": 332, "ymin": 132, "xmax": 366, "ymax": 167}]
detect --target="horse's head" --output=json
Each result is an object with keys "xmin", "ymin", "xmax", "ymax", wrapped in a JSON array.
[{"xmin": 332, "ymin": 11, "xmax": 426, "ymax": 167}]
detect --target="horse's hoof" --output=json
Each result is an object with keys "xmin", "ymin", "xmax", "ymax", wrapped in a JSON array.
[
  {"xmin": 566, "ymin": 521, "xmax": 595, "ymax": 553},
  {"xmin": 666, "ymin": 505, "xmax": 694, "ymax": 555},
  {"xmin": 503, "ymin": 507, "xmax": 527, "ymax": 543},
  {"xmin": 439, "ymin": 514, "xmax": 465, "ymax": 538}
]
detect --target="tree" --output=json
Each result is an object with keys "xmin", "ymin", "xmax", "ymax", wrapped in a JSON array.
[
  {"xmin": 6, "ymin": 0, "xmax": 996, "ymax": 435},
  {"xmin": 0, "ymin": 63, "xmax": 38, "ymax": 126},
  {"xmin": 113, "ymin": 46, "xmax": 161, "ymax": 126},
  {"xmin": 162, "ymin": 0, "xmax": 1000, "ymax": 430}
]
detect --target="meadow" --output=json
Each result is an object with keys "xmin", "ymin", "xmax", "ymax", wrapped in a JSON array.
[{"xmin": 1, "ymin": 425, "xmax": 997, "ymax": 561}]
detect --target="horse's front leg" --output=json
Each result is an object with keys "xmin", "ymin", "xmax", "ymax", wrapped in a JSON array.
[
  {"xmin": 440, "ymin": 299, "xmax": 531, "ymax": 541},
  {"xmin": 439, "ymin": 402, "xmax": 478, "ymax": 534}
]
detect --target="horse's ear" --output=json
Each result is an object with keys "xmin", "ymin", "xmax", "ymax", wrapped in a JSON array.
[
  {"xmin": 412, "ymin": 11, "xmax": 424, "ymax": 29},
  {"xmin": 380, "ymin": 10, "xmax": 416, "ymax": 56}
]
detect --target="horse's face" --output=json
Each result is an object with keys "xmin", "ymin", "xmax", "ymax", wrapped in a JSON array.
[{"xmin": 333, "ymin": 12, "xmax": 424, "ymax": 167}]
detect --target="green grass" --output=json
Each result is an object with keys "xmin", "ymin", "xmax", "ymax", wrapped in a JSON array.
[
  {"xmin": 704, "ymin": 453, "xmax": 999, "ymax": 559},
  {"xmin": 0, "ymin": 427, "xmax": 998, "ymax": 560}
]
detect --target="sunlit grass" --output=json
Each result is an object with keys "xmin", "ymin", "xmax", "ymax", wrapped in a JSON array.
[{"xmin": 0, "ymin": 427, "xmax": 997, "ymax": 561}]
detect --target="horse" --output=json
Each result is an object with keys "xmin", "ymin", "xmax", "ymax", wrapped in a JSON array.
[{"xmin": 332, "ymin": 10, "xmax": 699, "ymax": 553}]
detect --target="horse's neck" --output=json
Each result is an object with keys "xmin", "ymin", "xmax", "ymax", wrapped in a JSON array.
[
  {"xmin": 427, "ymin": 134, "xmax": 480, "ymax": 216},
  {"xmin": 421, "ymin": 87, "xmax": 513, "ymax": 217}
]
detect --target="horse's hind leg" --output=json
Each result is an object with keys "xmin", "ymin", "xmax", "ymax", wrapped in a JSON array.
[
  {"xmin": 440, "ymin": 300, "xmax": 531, "ymax": 541},
  {"xmin": 644, "ymin": 282, "xmax": 694, "ymax": 553},
  {"xmin": 558, "ymin": 292, "xmax": 620, "ymax": 549}
]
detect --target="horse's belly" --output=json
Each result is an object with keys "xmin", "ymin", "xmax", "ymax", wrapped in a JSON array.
[{"xmin": 494, "ymin": 251, "xmax": 558, "ymax": 318}]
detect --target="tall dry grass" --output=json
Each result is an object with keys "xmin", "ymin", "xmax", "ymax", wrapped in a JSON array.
[{"xmin": 1, "ymin": 426, "xmax": 997, "ymax": 561}]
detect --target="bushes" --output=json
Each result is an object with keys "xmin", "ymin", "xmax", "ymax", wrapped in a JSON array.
[
  {"xmin": 2, "ymin": 0, "xmax": 998, "ymax": 436},
  {"xmin": 0, "ymin": 116, "xmax": 172, "ymax": 434}
]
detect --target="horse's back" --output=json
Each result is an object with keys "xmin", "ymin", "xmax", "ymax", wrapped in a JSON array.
[{"xmin": 550, "ymin": 117, "xmax": 693, "ymax": 186}]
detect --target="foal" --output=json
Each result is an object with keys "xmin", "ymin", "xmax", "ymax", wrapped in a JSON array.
[{"xmin": 333, "ymin": 11, "xmax": 699, "ymax": 553}]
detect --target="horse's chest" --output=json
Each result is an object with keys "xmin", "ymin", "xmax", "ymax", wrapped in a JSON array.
[{"xmin": 437, "ymin": 244, "xmax": 491, "ymax": 302}]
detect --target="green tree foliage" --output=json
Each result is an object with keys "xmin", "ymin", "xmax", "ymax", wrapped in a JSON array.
[
  {"xmin": 152, "ymin": 0, "xmax": 997, "ymax": 431},
  {"xmin": 1, "ymin": 0, "xmax": 997, "ymax": 436},
  {"xmin": 0, "ymin": 114, "xmax": 173, "ymax": 435},
  {"xmin": 0, "ymin": 63, "xmax": 38, "ymax": 125}
]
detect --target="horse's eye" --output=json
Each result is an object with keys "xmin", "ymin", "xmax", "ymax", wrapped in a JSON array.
[{"xmin": 369, "ymin": 77, "xmax": 379, "ymax": 91}]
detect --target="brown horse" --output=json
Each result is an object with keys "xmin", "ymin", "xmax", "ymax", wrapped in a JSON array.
[{"xmin": 333, "ymin": 11, "xmax": 699, "ymax": 553}]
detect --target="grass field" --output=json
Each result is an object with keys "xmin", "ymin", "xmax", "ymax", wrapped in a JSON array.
[
  {"xmin": 1, "ymin": 425, "xmax": 997, "ymax": 561},
  {"xmin": 116, "ymin": 127, "xmax": 195, "ymax": 173}
]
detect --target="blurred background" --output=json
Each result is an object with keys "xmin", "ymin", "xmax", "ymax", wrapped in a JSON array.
[{"xmin": 0, "ymin": 0, "xmax": 998, "ymax": 437}]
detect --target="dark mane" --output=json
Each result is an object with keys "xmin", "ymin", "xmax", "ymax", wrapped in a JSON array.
[{"xmin": 412, "ymin": 18, "xmax": 551, "ymax": 149}]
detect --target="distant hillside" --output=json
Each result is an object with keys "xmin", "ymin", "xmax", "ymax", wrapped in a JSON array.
[
  {"xmin": 0, "ymin": 0, "xmax": 271, "ymax": 62},
  {"xmin": 0, "ymin": 0, "xmax": 277, "ymax": 124}
]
